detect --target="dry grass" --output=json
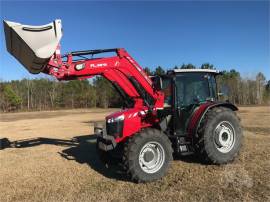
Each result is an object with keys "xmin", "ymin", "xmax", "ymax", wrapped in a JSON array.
[{"xmin": 0, "ymin": 106, "xmax": 269, "ymax": 202}]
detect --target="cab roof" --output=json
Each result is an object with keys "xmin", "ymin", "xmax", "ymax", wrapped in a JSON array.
[{"xmin": 172, "ymin": 69, "xmax": 220, "ymax": 74}]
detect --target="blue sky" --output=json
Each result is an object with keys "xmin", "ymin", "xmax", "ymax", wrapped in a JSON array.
[{"xmin": 1, "ymin": 1, "xmax": 269, "ymax": 81}]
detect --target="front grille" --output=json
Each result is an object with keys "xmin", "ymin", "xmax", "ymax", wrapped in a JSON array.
[{"xmin": 106, "ymin": 120, "xmax": 124, "ymax": 138}]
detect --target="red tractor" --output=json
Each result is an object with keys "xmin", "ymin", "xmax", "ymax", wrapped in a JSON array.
[{"xmin": 4, "ymin": 19, "xmax": 242, "ymax": 182}]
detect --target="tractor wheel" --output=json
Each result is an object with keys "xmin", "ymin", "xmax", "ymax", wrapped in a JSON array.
[
  {"xmin": 123, "ymin": 128, "xmax": 173, "ymax": 183},
  {"xmin": 196, "ymin": 107, "xmax": 242, "ymax": 164}
]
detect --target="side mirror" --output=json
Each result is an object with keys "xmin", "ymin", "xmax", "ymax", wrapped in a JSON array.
[
  {"xmin": 218, "ymin": 92, "xmax": 224, "ymax": 97},
  {"xmin": 152, "ymin": 76, "xmax": 163, "ymax": 91},
  {"xmin": 218, "ymin": 84, "xmax": 230, "ymax": 101},
  {"xmin": 218, "ymin": 92, "xmax": 229, "ymax": 101}
]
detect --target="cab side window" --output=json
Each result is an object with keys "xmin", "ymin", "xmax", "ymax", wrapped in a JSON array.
[{"xmin": 161, "ymin": 78, "xmax": 172, "ymax": 106}]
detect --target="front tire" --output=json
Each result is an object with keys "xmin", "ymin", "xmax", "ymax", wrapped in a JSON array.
[
  {"xmin": 123, "ymin": 128, "xmax": 173, "ymax": 183},
  {"xmin": 196, "ymin": 107, "xmax": 242, "ymax": 164}
]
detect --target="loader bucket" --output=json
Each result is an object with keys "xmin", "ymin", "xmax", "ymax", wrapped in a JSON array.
[{"xmin": 3, "ymin": 19, "xmax": 62, "ymax": 74}]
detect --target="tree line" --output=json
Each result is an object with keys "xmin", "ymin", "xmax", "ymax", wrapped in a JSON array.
[{"xmin": 0, "ymin": 63, "xmax": 269, "ymax": 112}]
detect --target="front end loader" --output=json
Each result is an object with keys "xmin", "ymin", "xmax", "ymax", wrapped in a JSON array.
[{"xmin": 3, "ymin": 19, "xmax": 243, "ymax": 182}]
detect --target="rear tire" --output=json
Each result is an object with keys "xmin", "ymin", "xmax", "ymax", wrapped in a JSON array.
[
  {"xmin": 196, "ymin": 107, "xmax": 242, "ymax": 164},
  {"xmin": 123, "ymin": 128, "xmax": 173, "ymax": 183}
]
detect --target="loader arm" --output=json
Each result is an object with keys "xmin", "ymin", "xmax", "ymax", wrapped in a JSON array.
[
  {"xmin": 3, "ymin": 19, "xmax": 164, "ymax": 110},
  {"xmin": 44, "ymin": 47, "xmax": 164, "ymax": 109}
]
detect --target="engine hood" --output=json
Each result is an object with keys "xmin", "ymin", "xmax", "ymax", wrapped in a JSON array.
[{"xmin": 106, "ymin": 108, "xmax": 142, "ymax": 120}]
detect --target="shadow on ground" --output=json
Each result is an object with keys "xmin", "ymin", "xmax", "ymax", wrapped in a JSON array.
[
  {"xmin": 0, "ymin": 135, "xmax": 129, "ymax": 181},
  {"xmin": 0, "ymin": 135, "xmax": 205, "ymax": 181}
]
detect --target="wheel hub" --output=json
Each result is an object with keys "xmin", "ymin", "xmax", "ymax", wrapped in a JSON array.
[
  {"xmin": 222, "ymin": 132, "xmax": 228, "ymax": 141},
  {"xmin": 214, "ymin": 121, "xmax": 235, "ymax": 153},
  {"xmin": 139, "ymin": 141, "xmax": 165, "ymax": 174},
  {"xmin": 143, "ymin": 151, "xmax": 154, "ymax": 162}
]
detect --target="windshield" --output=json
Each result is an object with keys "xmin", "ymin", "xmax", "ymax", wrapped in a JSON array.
[{"xmin": 175, "ymin": 73, "xmax": 211, "ymax": 106}]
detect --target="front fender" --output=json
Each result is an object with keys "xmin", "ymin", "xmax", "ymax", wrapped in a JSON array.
[{"xmin": 187, "ymin": 102, "xmax": 238, "ymax": 137}]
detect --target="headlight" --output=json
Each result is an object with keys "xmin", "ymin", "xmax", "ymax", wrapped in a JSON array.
[
  {"xmin": 107, "ymin": 114, "xmax": 125, "ymax": 123},
  {"xmin": 75, "ymin": 63, "xmax": 85, "ymax": 70},
  {"xmin": 115, "ymin": 114, "xmax": 125, "ymax": 121}
]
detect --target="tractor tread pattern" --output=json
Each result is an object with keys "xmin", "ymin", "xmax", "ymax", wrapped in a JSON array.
[
  {"xmin": 195, "ymin": 107, "xmax": 243, "ymax": 164},
  {"xmin": 123, "ymin": 128, "xmax": 173, "ymax": 183}
]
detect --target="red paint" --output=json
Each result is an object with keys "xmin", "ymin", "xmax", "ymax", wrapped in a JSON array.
[
  {"xmin": 44, "ymin": 46, "xmax": 164, "ymax": 142},
  {"xmin": 187, "ymin": 102, "xmax": 214, "ymax": 136}
]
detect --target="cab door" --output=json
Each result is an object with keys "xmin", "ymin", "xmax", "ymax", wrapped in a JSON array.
[{"xmin": 173, "ymin": 73, "xmax": 211, "ymax": 136}]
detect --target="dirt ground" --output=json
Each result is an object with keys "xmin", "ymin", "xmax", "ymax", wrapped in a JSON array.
[{"xmin": 0, "ymin": 106, "xmax": 269, "ymax": 202}]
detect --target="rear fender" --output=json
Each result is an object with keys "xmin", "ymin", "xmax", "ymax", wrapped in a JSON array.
[{"xmin": 187, "ymin": 102, "xmax": 238, "ymax": 137}]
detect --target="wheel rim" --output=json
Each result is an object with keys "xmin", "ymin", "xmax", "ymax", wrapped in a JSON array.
[
  {"xmin": 139, "ymin": 141, "xmax": 165, "ymax": 174},
  {"xmin": 214, "ymin": 121, "xmax": 236, "ymax": 153}
]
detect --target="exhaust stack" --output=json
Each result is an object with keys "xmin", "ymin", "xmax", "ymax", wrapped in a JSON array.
[{"xmin": 3, "ymin": 19, "xmax": 62, "ymax": 74}]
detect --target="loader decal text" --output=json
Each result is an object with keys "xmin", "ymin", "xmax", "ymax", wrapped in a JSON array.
[{"xmin": 90, "ymin": 63, "xmax": 108, "ymax": 68}]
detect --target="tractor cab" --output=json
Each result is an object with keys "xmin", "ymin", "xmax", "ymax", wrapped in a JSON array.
[{"xmin": 159, "ymin": 69, "xmax": 221, "ymax": 137}]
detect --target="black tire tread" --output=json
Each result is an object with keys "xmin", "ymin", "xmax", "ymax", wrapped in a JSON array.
[
  {"xmin": 196, "ymin": 107, "xmax": 243, "ymax": 164},
  {"xmin": 123, "ymin": 128, "xmax": 173, "ymax": 183}
]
